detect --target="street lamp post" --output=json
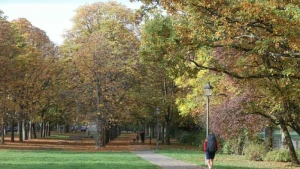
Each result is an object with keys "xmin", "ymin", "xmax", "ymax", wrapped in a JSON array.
[
  {"xmin": 156, "ymin": 107, "xmax": 160, "ymax": 151},
  {"xmin": 204, "ymin": 82, "xmax": 213, "ymax": 138}
]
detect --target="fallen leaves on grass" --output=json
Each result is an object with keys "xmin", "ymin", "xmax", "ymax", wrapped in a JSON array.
[{"xmin": 0, "ymin": 132, "xmax": 200, "ymax": 152}]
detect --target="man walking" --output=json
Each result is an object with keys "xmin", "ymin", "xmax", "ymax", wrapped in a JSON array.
[{"xmin": 203, "ymin": 133, "xmax": 218, "ymax": 169}]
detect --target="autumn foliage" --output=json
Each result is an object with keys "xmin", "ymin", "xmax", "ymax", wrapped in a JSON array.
[{"xmin": 1, "ymin": 0, "xmax": 300, "ymax": 165}]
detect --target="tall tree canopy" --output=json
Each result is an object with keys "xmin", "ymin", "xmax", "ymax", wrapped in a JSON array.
[
  {"xmin": 0, "ymin": 10, "xmax": 59, "ymax": 142},
  {"xmin": 61, "ymin": 1, "xmax": 140, "ymax": 147},
  {"xmin": 135, "ymin": 0, "xmax": 300, "ymax": 164}
]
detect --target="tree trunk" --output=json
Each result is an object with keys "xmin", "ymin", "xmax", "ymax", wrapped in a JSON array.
[
  {"xmin": 36, "ymin": 123, "xmax": 40, "ymax": 132},
  {"xmin": 46, "ymin": 123, "xmax": 48, "ymax": 136},
  {"xmin": 162, "ymin": 125, "xmax": 165, "ymax": 144},
  {"xmin": 22, "ymin": 120, "xmax": 26, "ymax": 141},
  {"xmin": 1, "ymin": 120, "xmax": 4, "ymax": 144},
  {"xmin": 65, "ymin": 124, "xmax": 69, "ymax": 133},
  {"xmin": 28, "ymin": 121, "xmax": 32, "ymax": 140},
  {"xmin": 111, "ymin": 127, "xmax": 115, "ymax": 140},
  {"xmin": 267, "ymin": 126, "xmax": 273, "ymax": 150},
  {"xmin": 280, "ymin": 120, "xmax": 300, "ymax": 165},
  {"xmin": 118, "ymin": 126, "xmax": 121, "ymax": 136},
  {"xmin": 166, "ymin": 122, "xmax": 171, "ymax": 145},
  {"xmin": 165, "ymin": 106, "xmax": 172, "ymax": 145},
  {"xmin": 106, "ymin": 128, "xmax": 110, "ymax": 144},
  {"xmin": 62, "ymin": 124, "xmax": 65, "ymax": 134},
  {"xmin": 41, "ymin": 121, "xmax": 44, "ymax": 137},
  {"xmin": 95, "ymin": 115, "xmax": 100, "ymax": 149},
  {"xmin": 57, "ymin": 123, "xmax": 61, "ymax": 135},
  {"xmin": 19, "ymin": 119, "xmax": 23, "ymax": 142},
  {"xmin": 152, "ymin": 125, "xmax": 155, "ymax": 144},
  {"xmin": 11, "ymin": 119, "xmax": 14, "ymax": 142},
  {"xmin": 24, "ymin": 121, "xmax": 28, "ymax": 140},
  {"xmin": 43, "ymin": 122, "xmax": 46, "ymax": 137},
  {"xmin": 46, "ymin": 123, "xmax": 50, "ymax": 136},
  {"xmin": 163, "ymin": 81, "xmax": 174, "ymax": 146},
  {"xmin": 95, "ymin": 75, "xmax": 102, "ymax": 149},
  {"xmin": 149, "ymin": 126, "xmax": 152, "ymax": 144},
  {"xmin": 102, "ymin": 126, "xmax": 106, "ymax": 147},
  {"xmin": 4, "ymin": 123, "xmax": 7, "ymax": 136},
  {"xmin": 111, "ymin": 126, "xmax": 116, "ymax": 140},
  {"xmin": 32, "ymin": 123, "xmax": 37, "ymax": 139},
  {"xmin": 48, "ymin": 123, "xmax": 51, "ymax": 136}
]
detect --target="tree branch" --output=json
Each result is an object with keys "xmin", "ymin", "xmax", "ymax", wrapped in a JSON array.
[
  {"xmin": 251, "ymin": 111, "xmax": 279, "ymax": 125},
  {"xmin": 189, "ymin": 59, "xmax": 300, "ymax": 80},
  {"xmin": 267, "ymin": 51, "xmax": 300, "ymax": 59}
]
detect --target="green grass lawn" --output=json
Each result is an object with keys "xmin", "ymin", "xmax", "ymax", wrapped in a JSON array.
[
  {"xmin": 0, "ymin": 150, "xmax": 160, "ymax": 169},
  {"xmin": 2, "ymin": 132, "xmax": 299, "ymax": 169},
  {"xmin": 156, "ymin": 149, "xmax": 299, "ymax": 169}
]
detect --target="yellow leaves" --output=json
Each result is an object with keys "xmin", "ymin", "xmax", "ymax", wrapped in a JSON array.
[
  {"xmin": 195, "ymin": 47, "xmax": 212, "ymax": 65},
  {"xmin": 215, "ymin": 31, "xmax": 222, "ymax": 38}
]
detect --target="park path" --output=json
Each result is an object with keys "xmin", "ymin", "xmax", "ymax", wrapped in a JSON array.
[
  {"xmin": 119, "ymin": 132, "xmax": 204, "ymax": 169},
  {"xmin": 132, "ymin": 150, "xmax": 204, "ymax": 169}
]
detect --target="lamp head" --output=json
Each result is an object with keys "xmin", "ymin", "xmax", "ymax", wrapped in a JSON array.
[{"xmin": 204, "ymin": 82, "xmax": 213, "ymax": 96}]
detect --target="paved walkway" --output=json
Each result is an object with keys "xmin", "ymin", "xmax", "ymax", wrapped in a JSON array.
[{"xmin": 132, "ymin": 150, "xmax": 205, "ymax": 169}]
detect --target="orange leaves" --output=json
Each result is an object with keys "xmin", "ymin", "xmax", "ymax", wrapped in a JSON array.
[
  {"xmin": 61, "ymin": 1, "xmax": 141, "ymax": 133},
  {"xmin": 0, "ymin": 132, "xmax": 198, "ymax": 151},
  {"xmin": 288, "ymin": 38, "xmax": 300, "ymax": 51}
]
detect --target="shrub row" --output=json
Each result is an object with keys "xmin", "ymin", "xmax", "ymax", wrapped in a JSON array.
[
  {"xmin": 244, "ymin": 142, "xmax": 265, "ymax": 161},
  {"xmin": 244, "ymin": 142, "xmax": 300, "ymax": 162},
  {"xmin": 176, "ymin": 130, "xmax": 299, "ymax": 163}
]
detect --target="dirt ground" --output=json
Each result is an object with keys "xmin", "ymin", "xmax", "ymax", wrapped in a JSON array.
[{"xmin": 0, "ymin": 132, "xmax": 198, "ymax": 152}]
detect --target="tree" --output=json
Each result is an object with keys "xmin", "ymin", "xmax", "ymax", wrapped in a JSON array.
[
  {"xmin": 136, "ymin": 0, "xmax": 300, "ymax": 164},
  {"xmin": 9, "ymin": 18, "xmax": 58, "ymax": 141},
  {"xmin": 0, "ymin": 14, "xmax": 25, "ymax": 143},
  {"xmin": 138, "ymin": 13, "xmax": 185, "ymax": 144},
  {"xmin": 62, "ymin": 1, "xmax": 140, "ymax": 148}
]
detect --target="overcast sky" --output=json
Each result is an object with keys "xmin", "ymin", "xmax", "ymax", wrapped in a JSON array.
[{"xmin": 0, "ymin": 0, "xmax": 142, "ymax": 45}]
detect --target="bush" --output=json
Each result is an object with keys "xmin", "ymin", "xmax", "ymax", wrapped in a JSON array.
[
  {"xmin": 177, "ymin": 131, "xmax": 205, "ymax": 147},
  {"xmin": 220, "ymin": 130, "xmax": 250, "ymax": 155},
  {"xmin": 221, "ymin": 139, "xmax": 245, "ymax": 155},
  {"xmin": 222, "ymin": 140, "xmax": 235, "ymax": 155},
  {"xmin": 244, "ymin": 142, "xmax": 266, "ymax": 161},
  {"xmin": 179, "ymin": 132, "xmax": 193, "ymax": 144},
  {"xmin": 193, "ymin": 132, "xmax": 206, "ymax": 147},
  {"xmin": 264, "ymin": 149, "xmax": 291, "ymax": 162}
]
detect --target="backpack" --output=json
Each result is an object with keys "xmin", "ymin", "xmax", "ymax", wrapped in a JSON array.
[{"xmin": 206, "ymin": 134, "xmax": 217, "ymax": 153}]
